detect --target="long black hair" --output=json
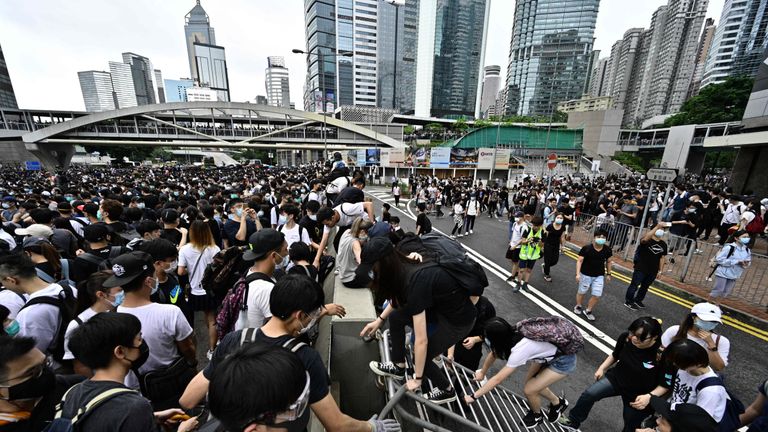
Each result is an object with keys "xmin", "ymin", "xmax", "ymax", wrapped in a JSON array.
[
  {"xmin": 371, "ymin": 249, "xmax": 421, "ymax": 308},
  {"xmin": 483, "ymin": 317, "xmax": 524, "ymax": 360}
]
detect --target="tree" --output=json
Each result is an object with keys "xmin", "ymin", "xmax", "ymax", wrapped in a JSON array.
[
  {"xmin": 473, "ymin": 118, "xmax": 492, "ymax": 128},
  {"xmin": 452, "ymin": 118, "xmax": 469, "ymax": 132},
  {"xmin": 403, "ymin": 125, "xmax": 415, "ymax": 135},
  {"xmin": 664, "ymin": 76, "xmax": 754, "ymax": 127}
]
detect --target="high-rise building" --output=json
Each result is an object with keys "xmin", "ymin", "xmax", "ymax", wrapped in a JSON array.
[
  {"xmin": 164, "ymin": 79, "xmax": 194, "ymax": 102},
  {"xmin": 154, "ymin": 69, "xmax": 166, "ymax": 103},
  {"xmin": 588, "ymin": 57, "xmax": 610, "ymax": 97},
  {"xmin": 689, "ymin": 18, "xmax": 716, "ymax": 97},
  {"xmin": 184, "ymin": 1, "xmax": 216, "ymax": 82},
  {"xmin": 78, "ymin": 71, "xmax": 117, "ymax": 112},
  {"xmin": 122, "ymin": 52, "xmax": 156, "ymax": 105},
  {"xmin": 503, "ymin": 0, "xmax": 600, "ymax": 117},
  {"xmin": 703, "ymin": 0, "xmax": 768, "ymax": 88},
  {"xmin": 265, "ymin": 56, "xmax": 291, "ymax": 108},
  {"xmin": 0, "ymin": 43, "xmax": 18, "ymax": 109},
  {"xmin": 415, "ymin": 0, "xmax": 491, "ymax": 118},
  {"xmin": 255, "ymin": 95, "xmax": 268, "ymax": 105},
  {"xmin": 480, "ymin": 65, "xmax": 501, "ymax": 118},
  {"xmin": 108, "ymin": 61, "xmax": 138, "ymax": 109},
  {"xmin": 184, "ymin": 1, "xmax": 229, "ymax": 101},
  {"xmin": 607, "ymin": 29, "xmax": 643, "ymax": 113},
  {"xmin": 623, "ymin": 6, "xmax": 668, "ymax": 126}
]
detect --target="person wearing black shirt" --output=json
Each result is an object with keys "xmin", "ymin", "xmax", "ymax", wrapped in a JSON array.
[
  {"xmin": 159, "ymin": 209, "xmax": 187, "ymax": 248},
  {"xmin": 542, "ymin": 215, "xmax": 566, "ymax": 282},
  {"xmin": 625, "ymin": 224, "xmax": 668, "ymax": 310},
  {"xmin": 299, "ymin": 201, "xmax": 322, "ymax": 245},
  {"xmin": 558, "ymin": 317, "xmax": 672, "ymax": 432},
  {"xmin": 361, "ymin": 238, "xmax": 475, "ymax": 405},
  {"xmin": 447, "ymin": 296, "xmax": 496, "ymax": 370},
  {"xmin": 72, "ymin": 223, "xmax": 127, "ymax": 283},
  {"xmin": 221, "ymin": 198, "xmax": 259, "ymax": 247},
  {"xmin": 415, "ymin": 203, "xmax": 432, "ymax": 236},
  {"xmin": 574, "ymin": 229, "xmax": 613, "ymax": 321}
]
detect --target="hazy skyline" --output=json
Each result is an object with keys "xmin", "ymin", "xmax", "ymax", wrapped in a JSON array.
[{"xmin": 0, "ymin": 0, "xmax": 725, "ymax": 111}]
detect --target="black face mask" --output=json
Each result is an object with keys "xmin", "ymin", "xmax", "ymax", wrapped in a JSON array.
[
  {"xmin": 4, "ymin": 365, "xmax": 55, "ymax": 401},
  {"xmin": 128, "ymin": 340, "xmax": 150, "ymax": 371}
]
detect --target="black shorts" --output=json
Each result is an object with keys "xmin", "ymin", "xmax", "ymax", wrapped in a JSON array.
[
  {"xmin": 189, "ymin": 292, "xmax": 218, "ymax": 312},
  {"xmin": 505, "ymin": 247, "xmax": 521, "ymax": 262}
]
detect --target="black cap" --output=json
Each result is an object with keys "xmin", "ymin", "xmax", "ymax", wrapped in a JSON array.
[
  {"xmin": 354, "ymin": 237, "xmax": 394, "ymax": 281},
  {"xmin": 84, "ymin": 223, "xmax": 110, "ymax": 243},
  {"xmin": 649, "ymin": 396, "xmax": 717, "ymax": 432},
  {"xmin": 57, "ymin": 201, "xmax": 72, "ymax": 211},
  {"xmin": 103, "ymin": 251, "xmax": 153, "ymax": 288},
  {"xmin": 243, "ymin": 229, "xmax": 285, "ymax": 261}
]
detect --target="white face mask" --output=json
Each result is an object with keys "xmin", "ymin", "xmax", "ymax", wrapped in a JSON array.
[
  {"xmin": 151, "ymin": 277, "xmax": 159, "ymax": 295},
  {"xmin": 274, "ymin": 252, "xmax": 289, "ymax": 270},
  {"xmin": 309, "ymin": 214, "xmax": 317, "ymax": 221},
  {"xmin": 165, "ymin": 260, "xmax": 178, "ymax": 274}
]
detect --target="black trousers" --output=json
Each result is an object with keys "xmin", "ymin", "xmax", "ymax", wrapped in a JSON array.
[{"xmin": 542, "ymin": 244, "xmax": 560, "ymax": 276}]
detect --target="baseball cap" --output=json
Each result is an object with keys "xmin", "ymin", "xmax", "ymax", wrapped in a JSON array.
[
  {"xmin": 14, "ymin": 224, "xmax": 53, "ymax": 238},
  {"xmin": 514, "ymin": 211, "xmax": 524, "ymax": 218},
  {"xmin": 243, "ymin": 229, "xmax": 285, "ymax": 261},
  {"xmin": 103, "ymin": 251, "xmax": 153, "ymax": 288},
  {"xmin": 57, "ymin": 201, "xmax": 72, "ymax": 211},
  {"xmin": 649, "ymin": 397, "xmax": 717, "ymax": 432},
  {"xmin": 690, "ymin": 302, "xmax": 722, "ymax": 323},
  {"xmin": 84, "ymin": 223, "xmax": 110, "ymax": 243},
  {"xmin": 22, "ymin": 236, "xmax": 52, "ymax": 250},
  {"xmin": 354, "ymin": 237, "xmax": 394, "ymax": 281}
]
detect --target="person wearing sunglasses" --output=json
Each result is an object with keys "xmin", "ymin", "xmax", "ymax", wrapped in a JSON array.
[
  {"xmin": 558, "ymin": 317, "xmax": 672, "ymax": 432},
  {"xmin": 0, "ymin": 335, "xmax": 84, "ymax": 431}
]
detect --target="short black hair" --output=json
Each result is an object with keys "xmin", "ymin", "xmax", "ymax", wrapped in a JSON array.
[
  {"xmin": 628, "ymin": 316, "xmax": 662, "ymax": 343},
  {"xmin": 594, "ymin": 229, "xmax": 609, "ymax": 238},
  {"xmin": 289, "ymin": 242, "xmax": 312, "ymax": 262},
  {"xmin": 269, "ymin": 274, "xmax": 324, "ymax": 320},
  {"xmin": 0, "ymin": 253, "xmax": 37, "ymax": 280},
  {"xmin": 281, "ymin": 204, "xmax": 301, "ymax": 220},
  {"xmin": 0, "ymin": 305, "xmax": 9, "ymax": 324},
  {"xmin": 316, "ymin": 207, "xmax": 334, "ymax": 223},
  {"xmin": 305, "ymin": 200, "xmax": 320, "ymax": 213},
  {"xmin": 124, "ymin": 207, "xmax": 143, "ymax": 223},
  {"xmin": 383, "ymin": 203, "xmax": 390, "ymax": 210},
  {"xmin": 0, "ymin": 335, "xmax": 37, "ymax": 381},
  {"xmin": 666, "ymin": 338, "xmax": 709, "ymax": 369},
  {"xmin": 69, "ymin": 312, "xmax": 142, "ymax": 370},
  {"xmin": 390, "ymin": 216, "xmax": 400, "ymax": 224},
  {"xmin": 161, "ymin": 209, "xmax": 179, "ymax": 223},
  {"xmin": 139, "ymin": 238, "xmax": 179, "ymax": 262},
  {"xmin": 136, "ymin": 220, "xmax": 161, "ymax": 236},
  {"xmin": 209, "ymin": 344, "xmax": 307, "ymax": 431},
  {"xmin": 531, "ymin": 216, "xmax": 543, "ymax": 226},
  {"xmin": 417, "ymin": 203, "xmax": 426, "ymax": 212}
]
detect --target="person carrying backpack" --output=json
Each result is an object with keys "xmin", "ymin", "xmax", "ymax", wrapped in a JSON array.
[
  {"xmin": 743, "ymin": 199, "xmax": 765, "ymax": 248},
  {"xmin": 467, "ymin": 316, "xmax": 583, "ymax": 429},
  {"xmin": 709, "ymin": 230, "xmax": 752, "ymax": 306},
  {"xmin": 72, "ymin": 223, "xmax": 125, "ymax": 283},
  {"xmin": 56, "ymin": 312, "xmax": 198, "ymax": 432},
  {"xmin": 361, "ymin": 237, "xmax": 477, "ymax": 406},
  {"xmin": 0, "ymin": 253, "xmax": 77, "ymax": 373}
]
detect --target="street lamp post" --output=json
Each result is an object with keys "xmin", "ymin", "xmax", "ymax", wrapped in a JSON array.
[{"xmin": 293, "ymin": 48, "xmax": 353, "ymax": 161}]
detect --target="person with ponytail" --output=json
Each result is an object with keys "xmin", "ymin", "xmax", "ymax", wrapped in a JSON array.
[
  {"xmin": 21, "ymin": 236, "xmax": 74, "ymax": 286},
  {"xmin": 558, "ymin": 317, "xmax": 671, "ymax": 432},
  {"xmin": 661, "ymin": 302, "xmax": 730, "ymax": 372},
  {"xmin": 63, "ymin": 270, "xmax": 122, "ymax": 376}
]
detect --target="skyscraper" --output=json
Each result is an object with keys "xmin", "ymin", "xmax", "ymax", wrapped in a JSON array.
[
  {"xmin": 78, "ymin": 71, "xmax": 117, "ymax": 112},
  {"xmin": 588, "ymin": 57, "xmax": 610, "ymax": 97},
  {"xmin": 184, "ymin": 1, "xmax": 229, "ymax": 101},
  {"xmin": 623, "ymin": 6, "xmax": 668, "ymax": 126},
  {"xmin": 607, "ymin": 29, "xmax": 643, "ymax": 112},
  {"xmin": 415, "ymin": 0, "xmax": 491, "ymax": 118},
  {"xmin": 265, "ymin": 56, "xmax": 291, "ymax": 108},
  {"xmin": 503, "ymin": 0, "xmax": 600, "ymax": 117},
  {"xmin": 122, "ymin": 52, "xmax": 156, "ymax": 105},
  {"xmin": 0, "ymin": 43, "xmax": 18, "ymax": 109},
  {"xmin": 703, "ymin": 0, "xmax": 768, "ymax": 88},
  {"xmin": 480, "ymin": 65, "xmax": 501, "ymax": 118},
  {"xmin": 108, "ymin": 61, "xmax": 138, "ymax": 109},
  {"xmin": 689, "ymin": 18, "xmax": 716, "ymax": 97},
  {"xmin": 154, "ymin": 69, "xmax": 166, "ymax": 103},
  {"xmin": 164, "ymin": 78, "xmax": 194, "ymax": 102}
]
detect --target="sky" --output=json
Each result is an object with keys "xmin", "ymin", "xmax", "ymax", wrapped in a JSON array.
[{"xmin": 0, "ymin": 0, "xmax": 725, "ymax": 112}]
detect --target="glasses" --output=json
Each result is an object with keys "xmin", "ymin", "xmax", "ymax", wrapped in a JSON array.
[
  {"xmin": 244, "ymin": 371, "xmax": 311, "ymax": 427},
  {"xmin": 0, "ymin": 356, "xmax": 52, "ymax": 386},
  {"xmin": 630, "ymin": 333, "xmax": 655, "ymax": 343}
]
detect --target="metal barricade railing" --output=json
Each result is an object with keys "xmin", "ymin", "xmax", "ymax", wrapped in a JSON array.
[
  {"xmin": 377, "ymin": 330, "xmax": 568, "ymax": 432},
  {"xmin": 570, "ymin": 213, "xmax": 768, "ymax": 307}
]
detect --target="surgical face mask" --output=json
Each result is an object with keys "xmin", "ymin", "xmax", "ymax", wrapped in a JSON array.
[
  {"xmin": 64, "ymin": 196, "xmax": 74, "ymax": 202},
  {"xmin": 740, "ymin": 237, "xmax": 751, "ymax": 245},
  {"xmin": 655, "ymin": 229, "xmax": 666, "ymax": 238},
  {"xmin": 358, "ymin": 235, "xmax": 368, "ymax": 242},
  {"xmin": 4, "ymin": 319, "xmax": 19, "ymax": 337},
  {"xmin": 298, "ymin": 310, "xmax": 321, "ymax": 335},
  {"xmin": 595, "ymin": 238, "xmax": 607, "ymax": 246},
  {"xmin": 569, "ymin": 202, "xmax": 575, "ymax": 207},
  {"xmin": 151, "ymin": 278, "xmax": 159, "ymax": 296},
  {"xmin": 278, "ymin": 215, "xmax": 288, "ymax": 225},
  {"xmin": 554, "ymin": 218, "xmax": 564, "ymax": 224},
  {"xmin": 106, "ymin": 290, "xmax": 125, "ymax": 308},
  {"xmin": 97, "ymin": 210, "xmax": 104, "ymax": 221},
  {"xmin": 274, "ymin": 252, "xmax": 289, "ymax": 270},
  {"xmin": 1, "ymin": 203, "xmax": 9, "ymax": 209},
  {"xmin": 514, "ymin": 217, "xmax": 521, "ymax": 223},
  {"xmin": 694, "ymin": 318, "xmax": 718, "ymax": 332},
  {"xmin": 309, "ymin": 214, "xmax": 317, "ymax": 221},
  {"xmin": 137, "ymin": 202, "xmax": 145, "ymax": 209},
  {"xmin": 235, "ymin": 208, "xmax": 244, "ymax": 218},
  {"xmin": 257, "ymin": 210, "xmax": 265, "ymax": 218},
  {"xmin": 231, "ymin": 193, "xmax": 239, "ymax": 199},
  {"xmin": 165, "ymin": 260, "xmax": 178, "ymax": 274}
]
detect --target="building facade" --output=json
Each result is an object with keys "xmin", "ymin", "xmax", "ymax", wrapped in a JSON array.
[
  {"xmin": 164, "ymin": 79, "xmax": 194, "ymax": 103},
  {"xmin": 265, "ymin": 56, "xmax": 291, "ymax": 108},
  {"xmin": 185, "ymin": 87, "xmax": 218, "ymax": 102},
  {"xmin": 689, "ymin": 18, "xmax": 716, "ymax": 97},
  {"xmin": 192, "ymin": 43, "xmax": 229, "ymax": 101},
  {"xmin": 78, "ymin": 71, "xmax": 117, "ymax": 112},
  {"xmin": 0, "ymin": 43, "xmax": 18, "ymax": 109},
  {"xmin": 184, "ymin": 1, "xmax": 216, "ymax": 83},
  {"xmin": 557, "ymin": 95, "xmax": 613, "ymax": 113},
  {"xmin": 108, "ymin": 61, "xmax": 138, "ymax": 109},
  {"xmin": 480, "ymin": 65, "xmax": 501, "ymax": 118},
  {"xmin": 121, "ymin": 52, "xmax": 156, "ymax": 105},
  {"xmin": 588, "ymin": 57, "xmax": 610, "ymax": 97},
  {"xmin": 154, "ymin": 69, "xmax": 166, "ymax": 103}
]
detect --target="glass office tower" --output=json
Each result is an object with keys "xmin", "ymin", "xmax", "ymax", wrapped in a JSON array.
[{"xmin": 0, "ymin": 44, "xmax": 18, "ymax": 109}]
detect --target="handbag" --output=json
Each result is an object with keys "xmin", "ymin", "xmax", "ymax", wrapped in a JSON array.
[{"xmin": 138, "ymin": 357, "xmax": 197, "ymax": 407}]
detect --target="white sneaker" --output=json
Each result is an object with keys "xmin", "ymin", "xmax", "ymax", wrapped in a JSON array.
[
  {"xmin": 206, "ymin": 349, "xmax": 214, "ymax": 361},
  {"xmin": 470, "ymin": 230, "xmax": 474, "ymax": 234}
]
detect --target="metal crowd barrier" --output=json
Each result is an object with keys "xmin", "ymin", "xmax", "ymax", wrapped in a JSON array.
[
  {"xmin": 377, "ymin": 330, "xmax": 568, "ymax": 432},
  {"xmin": 572, "ymin": 213, "xmax": 768, "ymax": 307}
]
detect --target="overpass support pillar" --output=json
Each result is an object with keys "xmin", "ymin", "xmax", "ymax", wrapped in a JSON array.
[
  {"xmin": 24, "ymin": 143, "xmax": 75, "ymax": 170},
  {"xmin": 729, "ymin": 146, "xmax": 768, "ymax": 196},
  {"xmin": 685, "ymin": 151, "xmax": 706, "ymax": 175}
]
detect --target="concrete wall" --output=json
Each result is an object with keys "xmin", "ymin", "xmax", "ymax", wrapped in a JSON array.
[
  {"xmin": 729, "ymin": 145, "xmax": 768, "ymax": 197},
  {"xmin": 0, "ymin": 140, "xmax": 38, "ymax": 164},
  {"xmin": 566, "ymin": 109, "xmax": 623, "ymax": 158}
]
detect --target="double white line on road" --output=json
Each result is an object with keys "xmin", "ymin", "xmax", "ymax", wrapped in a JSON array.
[{"xmin": 367, "ymin": 190, "xmax": 616, "ymax": 356}]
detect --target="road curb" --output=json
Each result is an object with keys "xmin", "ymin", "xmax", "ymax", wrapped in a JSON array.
[{"xmin": 564, "ymin": 242, "xmax": 768, "ymax": 331}]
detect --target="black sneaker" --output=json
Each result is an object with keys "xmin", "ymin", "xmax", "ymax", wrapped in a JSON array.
[
  {"xmin": 634, "ymin": 300, "xmax": 646, "ymax": 309},
  {"xmin": 520, "ymin": 282, "xmax": 531, "ymax": 292},
  {"xmin": 511, "ymin": 282, "xmax": 521, "ymax": 293},
  {"xmin": 557, "ymin": 416, "xmax": 580, "ymax": 431},
  {"xmin": 522, "ymin": 410, "xmax": 544, "ymax": 429},
  {"xmin": 505, "ymin": 275, "xmax": 515, "ymax": 282},
  {"xmin": 424, "ymin": 387, "xmax": 456, "ymax": 404},
  {"xmin": 624, "ymin": 302, "xmax": 639, "ymax": 311},
  {"xmin": 369, "ymin": 361, "xmax": 405, "ymax": 381},
  {"xmin": 546, "ymin": 397, "xmax": 569, "ymax": 422}
]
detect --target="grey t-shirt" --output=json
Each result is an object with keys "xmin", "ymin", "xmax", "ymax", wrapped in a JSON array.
[
  {"xmin": 60, "ymin": 380, "xmax": 157, "ymax": 432},
  {"xmin": 619, "ymin": 203, "xmax": 638, "ymax": 224}
]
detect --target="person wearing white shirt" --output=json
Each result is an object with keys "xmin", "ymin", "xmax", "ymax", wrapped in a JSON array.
[
  {"xmin": 178, "ymin": 221, "xmax": 221, "ymax": 359},
  {"xmin": 313, "ymin": 201, "xmax": 374, "ymax": 268},
  {"xmin": 276, "ymin": 204, "xmax": 313, "ymax": 250},
  {"xmin": 237, "ymin": 229, "xmax": 288, "ymax": 330},
  {"xmin": 660, "ymin": 302, "xmax": 730, "ymax": 371}
]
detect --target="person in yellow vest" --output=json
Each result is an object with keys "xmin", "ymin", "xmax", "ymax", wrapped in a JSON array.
[{"xmin": 513, "ymin": 216, "xmax": 544, "ymax": 293}]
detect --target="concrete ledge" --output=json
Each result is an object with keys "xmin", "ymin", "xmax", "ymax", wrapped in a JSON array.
[{"xmin": 333, "ymin": 276, "xmax": 377, "ymax": 323}]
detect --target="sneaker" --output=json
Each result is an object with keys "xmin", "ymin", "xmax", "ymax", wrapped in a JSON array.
[
  {"xmin": 450, "ymin": 235, "xmax": 456, "ymax": 239},
  {"xmin": 470, "ymin": 230, "xmax": 474, "ymax": 234},
  {"xmin": 505, "ymin": 275, "xmax": 515, "ymax": 282},
  {"xmin": 557, "ymin": 416, "xmax": 580, "ymax": 431},
  {"xmin": 634, "ymin": 300, "xmax": 646, "ymax": 309},
  {"xmin": 543, "ymin": 275, "xmax": 552, "ymax": 282},
  {"xmin": 573, "ymin": 305, "xmax": 583, "ymax": 314},
  {"xmin": 520, "ymin": 282, "xmax": 531, "ymax": 292},
  {"xmin": 206, "ymin": 349, "xmax": 214, "ymax": 361},
  {"xmin": 424, "ymin": 387, "xmax": 456, "ymax": 405},
  {"xmin": 522, "ymin": 410, "xmax": 544, "ymax": 429},
  {"xmin": 369, "ymin": 361, "xmax": 405, "ymax": 381},
  {"xmin": 511, "ymin": 282, "xmax": 521, "ymax": 293},
  {"xmin": 583, "ymin": 310, "xmax": 596, "ymax": 321},
  {"xmin": 546, "ymin": 397, "xmax": 569, "ymax": 422},
  {"xmin": 457, "ymin": 234, "xmax": 464, "ymax": 237},
  {"xmin": 624, "ymin": 302, "xmax": 639, "ymax": 311}
]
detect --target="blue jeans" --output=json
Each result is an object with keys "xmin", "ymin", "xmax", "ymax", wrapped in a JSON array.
[
  {"xmin": 567, "ymin": 378, "xmax": 651, "ymax": 432},
  {"xmin": 625, "ymin": 270, "xmax": 656, "ymax": 303}
]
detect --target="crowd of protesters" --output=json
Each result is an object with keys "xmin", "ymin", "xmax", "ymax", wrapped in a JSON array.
[{"xmin": 0, "ymin": 157, "xmax": 765, "ymax": 431}]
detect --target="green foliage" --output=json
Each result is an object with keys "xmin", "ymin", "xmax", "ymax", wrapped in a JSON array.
[
  {"xmin": 473, "ymin": 119, "xmax": 492, "ymax": 128},
  {"xmin": 664, "ymin": 76, "xmax": 754, "ymax": 127},
  {"xmin": 425, "ymin": 123, "xmax": 444, "ymax": 133},
  {"xmin": 453, "ymin": 118, "xmax": 469, "ymax": 131},
  {"xmin": 236, "ymin": 148, "xmax": 268, "ymax": 161},
  {"xmin": 403, "ymin": 125, "xmax": 415, "ymax": 135},
  {"xmin": 612, "ymin": 151, "xmax": 648, "ymax": 172}
]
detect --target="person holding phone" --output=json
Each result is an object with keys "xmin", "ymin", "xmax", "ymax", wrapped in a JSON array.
[{"xmin": 708, "ymin": 230, "xmax": 752, "ymax": 305}]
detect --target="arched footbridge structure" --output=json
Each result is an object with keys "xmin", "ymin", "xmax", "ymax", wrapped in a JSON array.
[{"xmin": 2, "ymin": 102, "xmax": 405, "ymax": 168}]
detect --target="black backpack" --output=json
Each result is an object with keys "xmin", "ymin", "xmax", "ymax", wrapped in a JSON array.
[
  {"xmin": 19, "ymin": 284, "xmax": 77, "ymax": 363},
  {"xmin": 420, "ymin": 215, "xmax": 433, "ymax": 235},
  {"xmin": 77, "ymin": 246, "xmax": 124, "ymax": 271},
  {"xmin": 201, "ymin": 246, "xmax": 249, "ymax": 299},
  {"xmin": 695, "ymin": 376, "xmax": 745, "ymax": 432},
  {"xmin": 397, "ymin": 233, "xmax": 488, "ymax": 296}
]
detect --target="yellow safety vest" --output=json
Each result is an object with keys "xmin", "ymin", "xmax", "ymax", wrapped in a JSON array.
[{"xmin": 519, "ymin": 227, "xmax": 544, "ymax": 261}]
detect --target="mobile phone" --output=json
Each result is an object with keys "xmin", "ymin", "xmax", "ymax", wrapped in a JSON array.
[{"xmin": 663, "ymin": 222, "xmax": 672, "ymax": 227}]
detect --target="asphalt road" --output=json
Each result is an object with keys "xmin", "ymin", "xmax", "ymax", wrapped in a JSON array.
[{"xmin": 365, "ymin": 186, "xmax": 768, "ymax": 431}]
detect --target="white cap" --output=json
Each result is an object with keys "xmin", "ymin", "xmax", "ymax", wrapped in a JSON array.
[
  {"xmin": 14, "ymin": 224, "xmax": 53, "ymax": 238},
  {"xmin": 690, "ymin": 302, "xmax": 722, "ymax": 323}
]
